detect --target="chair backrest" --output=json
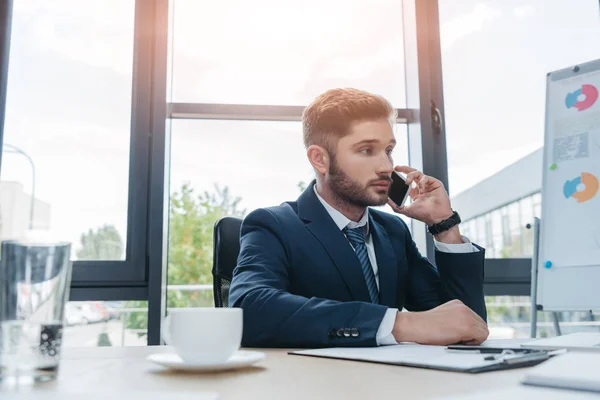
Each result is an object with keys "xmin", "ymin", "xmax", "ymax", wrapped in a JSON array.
[{"xmin": 212, "ymin": 216, "xmax": 243, "ymax": 307}]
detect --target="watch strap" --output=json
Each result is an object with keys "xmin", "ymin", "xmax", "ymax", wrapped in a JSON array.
[{"xmin": 428, "ymin": 211, "xmax": 461, "ymax": 235}]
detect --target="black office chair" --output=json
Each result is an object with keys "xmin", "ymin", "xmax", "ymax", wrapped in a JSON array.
[{"xmin": 212, "ymin": 216, "xmax": 243, "ymax": 307}]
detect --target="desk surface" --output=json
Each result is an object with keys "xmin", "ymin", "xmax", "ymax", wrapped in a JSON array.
[{"xmin": 1, "ymin": 345, "xmax": 538, "ymax": 399}]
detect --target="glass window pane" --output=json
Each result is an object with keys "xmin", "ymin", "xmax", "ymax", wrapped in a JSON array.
[
  {"xmin": 63, "ymin": 301, "xmax": 147, "ymax": 347},
  {"xmin": 171, "ymin": 0, "xmax": 406, "ymax": 106},
  {"xmin": 469, "ymin": 217, "xmax": 478, "ymax": 243},
  {"xmin": 508, "ymin": 203, "xmax": 521, "ymax": 233},
  {"xmin": 508, "ymin": 202, "xmax": 523, "ymax": 256},
  {"xmin": 520, "ymin": 196, "xmax": 534, "ymax": 228},
  {"xmin": 466, "ymin": 220, "xmax": 477, "ymax": 241},
  {"xmin": 441, "ymin": 0, "xmax": 600, "ymax": 258},
  {"xmin": 490, "ymin": 210, "xmax": 502, "ymax": 258},
  {"xmin": 520, "ymin": 196, "xmax": 535, "ymax": 256},
  {"xmin": 475, "ymin": 216, "xmax": 486, "ymax": 249},
  {"xmin": 486, "ymin": 296, "xmax": 600, "ymax": 339},
  {"xmin": 491, "ymin": 210, "xmax": 502, "ymax": 238},
  {"xmin": 168, "ymin": 120, "xmax": 311, "ymax": 309},
  {"xmin": 167, "ymin": 120, "xmax": 410, "ymax": 307},
  {"xmin": 0, "ymin": 0, "xmax": 135, "ymax": 260},
  {"xmin": 170, "ymin": 120, "xmax": 312, "ymax": 214},
  {"xmin": 533, "ymin": 192, "xmax": 542, "ymax": 218},
  {"xmin": 461, "ymin": 221, "xmax": 470, "ymax": 238},
  {"xmin": 484, "ymin": 214, "xmax": 493, "ymax": 243},
  {"xmin": 501, "ymin": 213, "xmax": 510, "ymax": 246}
]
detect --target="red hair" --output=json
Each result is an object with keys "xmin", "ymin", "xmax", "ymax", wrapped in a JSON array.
[{"xmin": 302, "ymin": 88, "xmax": 395, "ymax": 152}]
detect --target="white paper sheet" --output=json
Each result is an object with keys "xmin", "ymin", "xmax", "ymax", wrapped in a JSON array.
[
  {"xmin": 522, "ymin": 352, "xmax": 600, "ymax": 392},
  {"xmin": 292, "ymin": 344, "xmax": 506, "ymax": 371},
  {"xmin": 522, "ymin": 332, "xmax": 600, "ymax": 351},
  {"xmin": 479, "ymin": 338, "xmax": 534, "ymax": 348},
  {"xmin": 0, "ymin": 391, "xmax": 219, "ymax": 400},
  {"xmin": 434, "ymin": 386, "xmax": 599, "ymax": 400}
]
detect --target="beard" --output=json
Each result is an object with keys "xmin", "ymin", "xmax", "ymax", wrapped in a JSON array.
[{"xmin": 328, "ymin": 154, "xmax": 390, "ymax": 208}]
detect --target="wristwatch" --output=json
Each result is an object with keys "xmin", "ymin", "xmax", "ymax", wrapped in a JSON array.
[{"xmin": 427, "ymin": 210, "xmax": 461, "ymax": 235}]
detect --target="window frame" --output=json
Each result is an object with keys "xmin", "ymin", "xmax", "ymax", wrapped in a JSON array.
[
  {"xmin": 70, "ymin": 0, "xmax": 157, "ymax": 286},
  {"xmin": 0, "ymin": 0, "xmax": 540, "ymax": 346},
  {"xmin": 0, "ymin": 0, "xmax": 170, "ymax": 301},
  {"xmin": 406, "ymin": 0, "xmax": 534, "ymax": 298},
  {"xmin": 0, "ymin": 0, "xmax": 13, "ymax": 177}
]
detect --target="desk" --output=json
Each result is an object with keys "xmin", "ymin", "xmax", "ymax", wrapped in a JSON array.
[{"xmin": 7, "ymin": 346, "xmax": 530, "ymax": 399}]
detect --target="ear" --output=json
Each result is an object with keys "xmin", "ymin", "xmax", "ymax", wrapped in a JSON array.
[{"xmin": 306, "ymin": 145, "xmax": 329, "ymax": 175}]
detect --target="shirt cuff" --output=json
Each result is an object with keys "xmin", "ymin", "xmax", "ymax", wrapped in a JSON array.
[
  {"xmin": 376, "ymin": 308, "xmax": 400, "ymax": 346},
  {"xmin": 434, "ymin": 235, "xmax": 479, "ymax": 253}
]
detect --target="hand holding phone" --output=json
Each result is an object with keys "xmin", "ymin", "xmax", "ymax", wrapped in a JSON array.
[
  {"xmin": 388, "ymin": 166, "xmax": 458, "ymax": 232},
  {"xmin": 388, "ymin": 171, "xmax": 410, "ymax": 207}
]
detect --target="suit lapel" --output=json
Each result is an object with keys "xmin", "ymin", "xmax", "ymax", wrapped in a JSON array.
[
  {"xmin": 369, "ymin": 213, "xmax": 398, "ymax": 307},
  {"xmin": 297, "ymin": 182, "xmax": 371, "ymax": 302}
]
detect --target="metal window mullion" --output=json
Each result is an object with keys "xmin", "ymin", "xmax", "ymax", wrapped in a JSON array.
[
  {"xmin": 70, "ymin": 0, "xmax": 153, "ymax": 285},
  {"xmin": 168, "ymin": 102, "xmax": 416, "ymax": 123},
  {"xmin": 403, "ymin": 0, "xmax": 448, "ymax": 259},
  {"xmin": 145, "ymin": 0, "xmax": 170, "ymax": 346},
  {"xmin": 0, "ymin": 0, "xmax": 13, "ymax": 176}
]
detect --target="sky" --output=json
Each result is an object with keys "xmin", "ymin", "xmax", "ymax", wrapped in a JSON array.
[
  {"xmin": 439, "ymin": 0, "xmax": 600, "ymax": 196},
  {"xmin": 1, "ymin": 0, "xmax": 599, "ymax": 259}
]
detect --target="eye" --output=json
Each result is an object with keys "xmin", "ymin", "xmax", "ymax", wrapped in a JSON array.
[
  {"xmin": 385, "ymin": 148, "xmax": 393, "ymax": 156},
  {"xmin": 359, "ymin": 148, "xmax": 372, "ymax": 155}
]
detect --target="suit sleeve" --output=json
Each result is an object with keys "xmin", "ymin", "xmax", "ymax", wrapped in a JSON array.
[
  {"xmin": 400, "ymin": 220, "xmax": 487, "ymax": 322},
  {"xmin": 228, "ymin": 208, "xmax": 389, "ymax": 348}
]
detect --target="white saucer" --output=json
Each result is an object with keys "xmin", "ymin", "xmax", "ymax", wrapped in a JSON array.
[{"xmin": 147, "ymin": 350, "xmax": 266, "ymax": 372}]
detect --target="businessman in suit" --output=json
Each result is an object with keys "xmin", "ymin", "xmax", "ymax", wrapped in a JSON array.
[{"xmin": 229, "ymin": 88, "xmax": 488, "ymax": 348}]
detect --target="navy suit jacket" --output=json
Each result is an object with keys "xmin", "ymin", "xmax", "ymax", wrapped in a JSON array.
[{"xmin": 229, "ymin": 182, "xmax": 486, "ymax": 348}]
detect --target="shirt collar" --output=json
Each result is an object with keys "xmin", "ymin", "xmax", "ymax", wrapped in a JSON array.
[{"xmin": 313, "ymin": 185, "xmax": 370, "ymax": 235}]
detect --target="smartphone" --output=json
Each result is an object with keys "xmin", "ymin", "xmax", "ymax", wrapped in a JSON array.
[{"xmin": 388, "ymin": 171, "xmax": 410, "ymax": 207}]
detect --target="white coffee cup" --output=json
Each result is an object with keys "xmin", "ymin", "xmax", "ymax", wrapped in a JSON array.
[{"xmin": 163, "ymin": 307, "xmax": 243, "ymax": 365}]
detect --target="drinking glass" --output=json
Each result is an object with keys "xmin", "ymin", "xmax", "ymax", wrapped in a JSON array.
[{"xmin": 0, "ymin": 240, "xmax": 72, "ymax": 385}]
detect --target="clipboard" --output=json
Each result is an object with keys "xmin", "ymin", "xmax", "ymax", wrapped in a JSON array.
[{"xmin": 289, "ymin": 344, "xmax": 552, "ymax": 373}]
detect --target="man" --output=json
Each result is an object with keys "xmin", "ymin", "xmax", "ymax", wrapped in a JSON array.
[{"xmin": 229, "ymin": 88, "xmax": 488, "ymax": 348}]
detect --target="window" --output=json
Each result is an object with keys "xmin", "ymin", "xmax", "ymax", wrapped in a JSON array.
[
  {"xmin": 170, "ymin": 0, "xmax": 406, "ymax": 106},
  {"xmin": 533, "ymin": 192, "xmax": 542, "ymax": 218},
  {"xmin": 0, "ymin": 0, "xmax": 157, "ymax": 286},
  {"xmin": 501, "ymin": 209, "xmax": 510, "ymax": 247},
  {"xmin": 484, "ymin": 214, "xmax": 493, "ymax": 252},
  {"xmin": 475, "ymin": 216, "xmax": 485, "ymax": 246},
  {"xmin": 164, "ymin": 0, "xmax": 413, "ymax": 313},
  {"xmin": 62, "ymin": 301, "xmax": 148, "ymax": 347},
  {"xmin": 463, "ymin": 195, "xmax": 540, "ymax": 259},
  {"xmin": 0, "ymin": 0, "xmax": 168, "ymax": 345},
  {"xmin": 519, "ymin": 196, "xmax": 535, "ymax": 256},
  {"xmin": 520, "ymin": 196, "xmax": 534, "ymax": 229},
  {"xmin": 507, "ymin": 202, "xmax": 522, "ymax": 256},
  {"xmin": 440, "ymin": 0, "xmax": 600, "ymax": 258},
  {"xmin": 490, "ymin": 210, "xmax": 502, "ymax": 258},
  {"xmin": 170, "ymin": 120, "xmax": 313, "ymax": 215},
  {"xmin": 1, "ymin": 0, "xmax": 135, "ymax": 261},
  {"xmin": 486, "ymin": 296, "xmax": 600, "ymax": 339},
  {"xmin": 464, "ymin": 219, "xmax": 476, "ymax": 241}
]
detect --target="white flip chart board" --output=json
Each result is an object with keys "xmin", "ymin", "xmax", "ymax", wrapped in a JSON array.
[{"xmin": 537, "ymin": 58, "xmax": 600, "ymax": 311}]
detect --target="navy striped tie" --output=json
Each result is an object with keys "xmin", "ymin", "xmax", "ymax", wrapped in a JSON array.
[{"xmin": 344, "ymin": 227, "xmax": 379, "ymax": 304}]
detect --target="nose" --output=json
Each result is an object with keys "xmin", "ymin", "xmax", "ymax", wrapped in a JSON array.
[{"xmin": 376, "ymin": 152, "xmax": 394, "ymax": 175}]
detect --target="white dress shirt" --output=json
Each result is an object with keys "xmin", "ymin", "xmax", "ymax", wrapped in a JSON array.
[{"xmin": 313, "ymin": 186, "xmax": 479, "ymax": 345}]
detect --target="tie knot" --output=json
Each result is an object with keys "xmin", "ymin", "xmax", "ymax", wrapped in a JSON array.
[{"xmin": 344, "ymin": 227, "xmax": 365, "ymax": 246}]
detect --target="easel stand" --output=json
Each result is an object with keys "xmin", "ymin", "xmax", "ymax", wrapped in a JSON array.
[{"xmin": 529, "ymin": 217, "xmax": 562, "ymax": 338}]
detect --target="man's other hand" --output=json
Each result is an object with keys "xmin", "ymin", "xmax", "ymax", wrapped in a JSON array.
[{"xmin": 392, "ymin": 299, "xmax": 489, "ymax": 345}]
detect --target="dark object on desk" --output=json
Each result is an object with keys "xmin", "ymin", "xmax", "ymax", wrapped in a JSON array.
[
  {"xmin": 446, "ymin": 345, "xmax": 541, "ymax": 354},
  {"xmin": 212, "ymin": 216, "xmax": 243, "ymax": 308}
]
